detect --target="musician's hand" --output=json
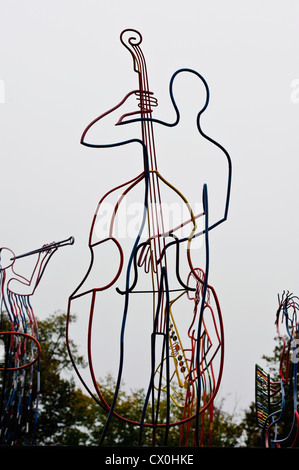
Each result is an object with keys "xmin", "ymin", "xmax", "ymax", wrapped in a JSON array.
[
  {"xmin": 137, "ymin": 242, "xmax": 152, "ymax": 273},
  {"xmin": 116, "ymin": 91, "xmax": 158, "ymax": 125},
  {"xmin": 40, "ymin": 242, "xmax": 56, "ymax": 259}
]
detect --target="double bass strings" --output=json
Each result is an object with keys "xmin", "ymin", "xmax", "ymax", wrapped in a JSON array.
[{"xmin": 134, "ymin": 40, "xmax": 169, "ymax": 334}]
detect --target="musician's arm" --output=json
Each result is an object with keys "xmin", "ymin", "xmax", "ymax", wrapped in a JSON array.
[
  {"xmin": 80, "ymin": 91, "xmax": 140, "ymax": 148},
  {"xmin": 8, "ymin": 249, "xmax": 55, "ymax": 295}
]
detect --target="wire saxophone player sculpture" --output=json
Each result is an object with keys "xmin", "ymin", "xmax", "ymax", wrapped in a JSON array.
[
  {"xmin": 67, "ymin": 29, "xmax": 232, "ymax": 446},
  {"xmin": 0, "ymin": 236, "xmax": 74, "ymax": 445}
]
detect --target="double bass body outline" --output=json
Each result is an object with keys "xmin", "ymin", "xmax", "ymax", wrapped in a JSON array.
[{"xmin": 66, "ymin": 29, "xmax": 232, "ymax": 446}]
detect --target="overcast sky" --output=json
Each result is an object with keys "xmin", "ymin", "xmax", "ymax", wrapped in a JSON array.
[{"xmin": 0, "ymin": 0, "xmax": 299, "ymax": 417}]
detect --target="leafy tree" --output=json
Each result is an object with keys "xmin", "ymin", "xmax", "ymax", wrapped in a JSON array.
[
  {"xmin": 209, "ymin": 399, "xmax": 243, "ymax": 447},
  {"xmin": 28, "ymin": 311, "xmax": 95, "ymax": 445},
  {"xmin": 91, "ymin": 382, "xmax": 244, "ymax": 447},
  {"xmin": 241, "ymin": 402, "xmax": 262, "ymax": 447},
  {"xmin": 38, "ymin": 312, "xmax": 245, "ymax": 446},
  {"xmin": 0, "ymin": 310, "xmax": 244, "ymax": 446}
]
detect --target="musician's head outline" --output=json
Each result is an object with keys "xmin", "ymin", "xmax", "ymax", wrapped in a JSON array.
[
  {"xmin": 168, "ymin": 68, "xmax": 210, "ymax": 123},
  {"xmin": 109, "ymin": 68, "xmax": 211, "ymax": 130},
  {"xmin": 0, "ymin": 248, "xmax": 15, "ymax": 270}
]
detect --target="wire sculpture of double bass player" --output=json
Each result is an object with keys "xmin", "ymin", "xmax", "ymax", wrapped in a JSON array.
[
  {"xmin": 0, "ymin": 236, "xmax": 74, "ymax": 445},
  {"xmin": 66, "ymin": 29, "xmax": 232, "ymax": 446}
]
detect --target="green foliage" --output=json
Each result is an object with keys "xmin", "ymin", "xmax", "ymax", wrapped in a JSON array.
[
  {"xmin": 34, "ymin": 311, "xmax": 94, "ymax": 445},
  {"xmin": 240, "ymin": 402, "xmax": 262, "ymax": 447},
  {"xmin": 210, "ymin": 400, "xmax": 244, "ymax": 447},
  {"xmin": 0, "ymin": 310, "xmax": 244, "ymax": 446}
]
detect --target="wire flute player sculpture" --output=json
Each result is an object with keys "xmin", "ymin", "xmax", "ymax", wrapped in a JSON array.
[
  {"xmin": 66, "ymin": 29, "xmax": 232, "ymax": 446},
  {"xmin": 0, "ymin": 236, "xmax": 74, "ymax": 445}
]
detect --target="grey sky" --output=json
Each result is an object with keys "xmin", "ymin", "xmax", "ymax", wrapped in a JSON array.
[{"xmin": 0, "ymin": 0, "xmax": 299, "ymax": 416}]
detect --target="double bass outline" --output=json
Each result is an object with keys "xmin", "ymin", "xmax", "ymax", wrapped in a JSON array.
[{"xmin": 66, "ymin": 29, "xmax": 232, "ymax": 446}]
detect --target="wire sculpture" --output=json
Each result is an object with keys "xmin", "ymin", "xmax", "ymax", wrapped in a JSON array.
[
  {"xmin": 66, "ymin": 29, "xmax": 232, "ymax": 446},
  {"xmin": 255, "ymin": 291, "xmax": 299, "ymax": 447},
  {"xmin": 0, "ymin": 236, "xmax": 74, "ymax": 445}
]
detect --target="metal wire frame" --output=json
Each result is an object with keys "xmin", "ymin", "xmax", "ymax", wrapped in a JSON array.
[
  {"xmin": 66, "ymin": 29, "xmax": 231, "ymax": 447},
  {"xmin": 256, "ymin": 292, "xmax": 299, "ymax": 447},
  {"xmin": 0, "ymin": 239, "xmax": 73, "ymax": 445}
]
